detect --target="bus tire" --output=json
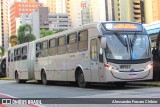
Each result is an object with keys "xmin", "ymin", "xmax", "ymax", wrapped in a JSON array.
[
  {"xmin": 41, "ymin": 71, "xmax": 48, "ymax": 85},
  {"xmin": 77, "ymin": 70, "xmax": 88, "ymax": 88},
  {"xmin": 15, "ymin": 72, "xmax": 26, "ymax": 83}
]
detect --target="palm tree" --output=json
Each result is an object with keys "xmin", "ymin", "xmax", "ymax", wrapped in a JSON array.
[
  {"xmin": 18, "ymin": 24, "xmax": 36, "ymax": 44},
  {"xmin": 24, "ymin": 33, "xmax": 36, "ymax": 43},
  {"xmin": 10, "ymin": 35, "xmax": 18, "ymax": 47},
  {"xmin": 0, "ymin": 46, "xmax": 4, "ymax": 58}
]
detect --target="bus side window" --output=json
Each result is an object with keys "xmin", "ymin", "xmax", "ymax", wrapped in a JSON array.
[
  {"xmin": 8, "ymin": 51, "xmax": 10, "ymax": 62},
  {"xmin": 22, "ymin": 46, "xmax": 27, "ymax": 60},
  {"xmin": 11, "ymin": 53, "xmax": 14, "ymax": 62},
  {"xmin": 36, "ymin": 43, "xmax": 42, "ymax": 58},
  {"xmin": 67, "ymin": 33, "xmax": 77, "ymax": 53},
  {"xmin": 14, "ymin": 49, "xmax": 17, "ymax": 61},
  {"xmin": 41, "ymin": 40, "xmax": 48, "ymax": 57},
  {"xmin": 90, "ymin": 39, "xmax": 98, "ymax": 61},
  {"xmin": 49, "ymin": 38, "xmax": 57, "ymax": 56},
  {"xmin": 17, "ymin": 48, "xmax": 21, "ymax": 61},
  {"xmin": 78, "ymin": 30, "xmax": 88, "ymax": 52},
  {"xmin": 57, "ymin": 36, "xmax": 66, "ymax": 55}
]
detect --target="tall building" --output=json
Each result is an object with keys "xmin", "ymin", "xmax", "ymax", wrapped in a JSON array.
[
  {"xmin": 89, "ymin": 0, "xmax": 115, "ymax": 22},
  {"xmin": 0, "ymin": 0, "xmax": 9, "ymax": 51},
  {"xmin": 45, "ymin": 0, "xmax": 56, "ymax": 13},
  {"xmin": 144, "ymin": 0, "xmax": 160, "ymax": 24},
  {"xmin": 10, "ymin": 2, "xmax": 43, "ymax": 35},
  {"xmin": 56, "ymin": 0, "xmax": 66, "ymax": 13},
  {"xmin": 45, "ymin": 0, "xmax": 68, "ymax": 13},
  {"xmin": 38, "ymin": 7, "xmax": 49, "ymax": 29},
  {"xmin": 28, "ymin": 0, "xmax": 36, "ymax": 2},
  {"xmin": 49, "ymin": 13, "xmax": 71, "ymax": 30},
  {"xmin": 114, "ymin": 0, "xmax": 145, "ymax": 23},
  {"xmin": 68, "ymin": 0, "xmax": 90, "ymax": 27},
  {"xmin": 17, "ymin": 12, "xmax": 40, "ymax": 39}
]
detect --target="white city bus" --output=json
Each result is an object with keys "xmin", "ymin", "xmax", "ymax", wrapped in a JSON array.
[{"xmin": 7, "ymin": 21, "xmax": 153, "ymax": 88}]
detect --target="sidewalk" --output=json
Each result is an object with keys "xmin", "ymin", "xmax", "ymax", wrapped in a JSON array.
[{"xmin": 127, "ymin": 81, "xmax": 160, "ymax": 87}]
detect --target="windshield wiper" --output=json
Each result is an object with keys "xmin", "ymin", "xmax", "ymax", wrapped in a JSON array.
[
  {"xmin": 114, "ymin": 32, "xmax": 129, "ymax": 52},
  {"xmin": 129, "ymin": 38, "xmax": 133, "ymax": 52},
  {"xmin": 131, "ymin": 33, "xmax": 137, "ymax": 47}
]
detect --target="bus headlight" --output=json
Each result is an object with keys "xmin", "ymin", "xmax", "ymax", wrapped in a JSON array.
[
  {"xmin": 146, "ymin": 63, "xmax": 153, "ymax": 70},
  {"xmin": 104, "ymin": 64, "xmax": 118, "ymax": 71}
]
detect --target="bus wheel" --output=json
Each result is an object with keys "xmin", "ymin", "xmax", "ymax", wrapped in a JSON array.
[
  {"xmin": 41, "ymin": 71, "xmax": 48, "ymax": 85},
  {"xmin": 15, "ymin": 72, "xmax": 26, "ymax": 83},
  {"xmin": 78, "ymin": 70, "xmax": 88, "ymax": 88}
]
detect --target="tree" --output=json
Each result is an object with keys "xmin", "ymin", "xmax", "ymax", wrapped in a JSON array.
[
  {"xmin": 24, "ymin": 33, "xmax": 36, "ymax": 43},
  {"xmin": 40, "ymin": 29, "xmax": 64, "ymax": 38},
  {"xmin": 0, "ymin": 46, "xmax": 4, "ymax": 58},
  {"xmin": 17, "ymin": 24, "xmax": 36, "ymax": 44},
  {"xmin": 40, "ymin": 29, "xmax": 47, "ymax": 38},
  {"xmin": 46, "ymin": 30, "xmax": 54, "ymax": 36},
  {"xmin": 10, "ymin": 35, "xmax": 18, "ymax": 47}
]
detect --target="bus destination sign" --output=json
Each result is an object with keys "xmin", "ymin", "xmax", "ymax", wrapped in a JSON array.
[{"xmin": 103, "ymin": 23, "xmax": 143, "ymax": 32}]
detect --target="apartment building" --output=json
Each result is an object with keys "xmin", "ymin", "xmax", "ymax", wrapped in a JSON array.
[
  {"xmin": 144, "ymin": 0, "xmax": 160, "ymax": 24},
  {"xmin": 1, "ymin": 0, "xmax": 9, "ymax": 51},
  {"xmin": 10, "ymin": 2, "xmax": 43, "ymax": 35},
  {"xmin": 114, "ymin": 0, "xmax": 144, "ymax": 23}
]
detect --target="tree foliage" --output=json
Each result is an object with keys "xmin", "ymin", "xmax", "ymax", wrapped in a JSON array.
[
  {"xmin": 10, "ymin": 24, "xmax": 36, "ymax": 47},
  {"xmin": 40, "ymin": 29, "xmax": 64, "ymax": 38},
  {"xmin": 0, "ymin": 46, "xmax": 4, "ymax": 57},
  {"xmin": 18, "ymin": 24, "xmax": 35, "ymax": 44},
  {"xmin": 10, "ymin": 35, "xmax": 18, "ymax": 47}
]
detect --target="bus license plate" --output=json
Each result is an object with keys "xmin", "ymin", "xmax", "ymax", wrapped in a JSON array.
[{"xmin": 129, "ymin": 74, "xmax": 137, "ymax": 78}]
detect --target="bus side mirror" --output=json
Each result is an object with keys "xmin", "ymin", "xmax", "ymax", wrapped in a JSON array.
[{"xmin": 101, "ymin": 37, "xmax": 106, "ymax": 48}]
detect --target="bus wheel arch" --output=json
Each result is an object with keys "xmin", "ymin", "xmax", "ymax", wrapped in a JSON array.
[
  {"xmin": 41, "ymin": 68, "xmax": 48, "ymax": 85},
  {"xmin": 15, "ymin": 70, "xmax": 26, "ymax": 83},
  {"xmin": 75, "ymin": 66, "xmax": 88, "ymax": 88}
]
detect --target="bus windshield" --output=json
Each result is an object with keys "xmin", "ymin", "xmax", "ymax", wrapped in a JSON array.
[{"xmin": 105, "ymin": 33, "xmax": 151, "ymax": 60}]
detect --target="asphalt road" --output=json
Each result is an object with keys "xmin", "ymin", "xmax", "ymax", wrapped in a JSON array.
[{"xmin": 0, "ymin": 80, "xmax": 160, "ymax": 107}]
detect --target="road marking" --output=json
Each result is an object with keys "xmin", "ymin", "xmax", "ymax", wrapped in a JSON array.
[
  {"xmin": 0, "ymin": 93, "xmax": 44, "ymax": 107},
  {"xmin": 0, "ymin": 104, "xmax": 7, "ymax": 107}
]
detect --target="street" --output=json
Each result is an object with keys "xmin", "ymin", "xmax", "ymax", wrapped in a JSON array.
[{"xmin": 0, "ymin": 80, "xmax": 160, "ymax": 107}]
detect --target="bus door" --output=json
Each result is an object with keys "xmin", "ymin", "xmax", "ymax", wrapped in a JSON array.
[{"xmin": 90, "ymin": 38, "xmax": 100, "ymax": 82}]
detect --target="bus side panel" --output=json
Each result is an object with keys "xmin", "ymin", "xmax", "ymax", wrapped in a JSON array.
[
  {"xmin": 52, "ymin": 54, "xmax": 67, "ymax": 81},
  {"xmin": 67, "ymin": 52, "xmax": 91, "ymax": 82},
  {"xmin": 15, "ymin": 44, "xmax": 29, "ymax": 80},
  {"xmin": 17, "ymin": 60, "xmax": 28, "ymax": 80}
]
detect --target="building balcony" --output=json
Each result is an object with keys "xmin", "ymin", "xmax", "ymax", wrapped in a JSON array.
[
  {"xmin": 133, "ymin": 0, "xmax": 140, "ymax": 4},
  {"xmin": 134, "ymin": 5, "xmax": 140, "ymax": 9},
  {"xmin": 134, "ymin": 15, "xmax": 141, "ymax": 19},
  {"xmin": 135, "ymin": 19, "xmax": 142, "ymax": 23},
  {"xmin": 134, "ymin": 9, "xmax": 141, "ymax": 13}
]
